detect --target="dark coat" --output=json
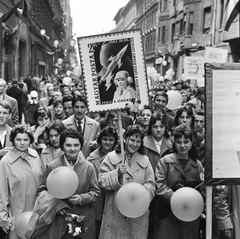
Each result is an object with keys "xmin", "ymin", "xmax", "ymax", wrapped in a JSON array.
[
  {"xmin": 143, "ymin": 135, "xmax": 172, "ymax": 172},
  {"xmin": 154, "ymin": 153, "xmax": 203, "ymax": 239}
]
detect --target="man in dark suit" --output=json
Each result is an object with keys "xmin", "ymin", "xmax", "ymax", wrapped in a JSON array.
[
  {"xmin": 6, "ymin": 79, "xmax": 25, "ymax": 124},
  {"xmin": 0, "ymin": 79, "xmax": 19, "ymax": 127},
  {"xmin": 62, "ymin": 95, "xmax": 100, "ymax": 158}
]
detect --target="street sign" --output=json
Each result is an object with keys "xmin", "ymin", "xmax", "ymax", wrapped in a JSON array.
[
  {"xmin": 204, "ymin": 47, "xmax": 228, "ymax": 63},
  {"xmin": 184, "ymin": 56, "xmax": 204, "ymax": 80}
]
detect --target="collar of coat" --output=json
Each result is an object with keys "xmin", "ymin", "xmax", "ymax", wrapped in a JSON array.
[
  {"xmin": 107, "ymin": 151, "xmax": 148, "ymax": 168},
  {"xmin": 164, "ymin": 153, "xmax": 199, "ymax": 168},
  {"xmin": 7, "ymin": 147, "xmax": 39, "ymax": 164},
  {"xmin": 143, "ymin": 135, "xmax": 172, "ymax": 154}
]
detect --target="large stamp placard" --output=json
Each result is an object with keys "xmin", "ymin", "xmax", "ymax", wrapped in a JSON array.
[
  {"xmin": 205, "ymin": 63, "xmax": 240, "ymax": 185},
  {"xmin": 77, "ymin": 30, "xmax": 149, "ymax": 112}
]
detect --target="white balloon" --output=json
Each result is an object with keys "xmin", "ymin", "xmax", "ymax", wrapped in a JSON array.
[
  {"xmin": 62, "ymin": 77, "xmax": 72, "ymax": 85},
  {"xmin": 166, "ymin": 90, "xmax": 183, "ymax": 110},
  {"xmin": 181, "ymin": 73, "xmax": 186, "ymax": 81},
  {"xmin": 162, "ymin": 60, "xmax": 167, "ymax": 66},
  {"xmin": 171, "ymin": 187, "xmax": 204, "ymax": 222}
]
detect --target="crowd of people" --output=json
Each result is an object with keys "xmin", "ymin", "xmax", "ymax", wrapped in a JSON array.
[{"xmin": 0, "ymin": 74, "xmax": 238, "ymax": 239}]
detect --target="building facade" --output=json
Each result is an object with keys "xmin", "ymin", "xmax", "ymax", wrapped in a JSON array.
[
  {"xmin": 113, "ymin": 0, "xmax": 240, "ymax": 81},
  {"xmin": 0, "ymin": 0, "xmax": 74, "ymax": 81}
]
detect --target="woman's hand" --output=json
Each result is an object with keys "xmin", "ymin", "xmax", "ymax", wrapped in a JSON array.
[
  {"xmin": 68, "ymin": 194, "xmax": 83, "ymax": 206},
  {"xmin": 117, "ymin": 164, "xmax": 127, "ymax": 176}
]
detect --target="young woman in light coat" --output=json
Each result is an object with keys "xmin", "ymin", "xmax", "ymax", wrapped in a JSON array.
[{"xmin": 98, "ymin": 125, "xmax": 155, "ymax": 239}]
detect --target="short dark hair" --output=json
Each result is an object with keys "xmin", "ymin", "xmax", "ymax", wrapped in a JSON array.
[
  {"xmin": 59, "ymin": 128, "xmax": 84, "ymax": 150},
  {"xmin": 174, "ymin": 105, "xmax": 195, "ymax": 128},
  {"xmin": 115, "ymin": 124, "xmax": 145, "ymax": 154},
  {"xmin": 153, "ymin": 90, "xmax": 169, "ymax": 103},
  {"xmin": 140, "ymin": 105, "xmax": 154, "ymax": 115},
  {"xmin": 147, "ymin": 113, "xmax": 169, "ymax": 138},
  {"xmin": 44, "ymin": 120, "xmax": 66, "ymax": 146},
  {"xmin": 172, "ymin": 124, "xmax": 198, "ymax": 161},
  {"xmin": 62, "ymin": 95, "xmax": 73, "ymax": 105},
  {"xmin": 97, "ymin": 126, "xmax": 118, "ymax": 147},
  {"xmin": 72, "ymin": 95, "xmax": 87, "ymax": 107},
  {"xmin": 10, "ymin": 125, "xmax": 34, "ymax": 145},
  {"xmin": 33, "ymin": 108, "xmax": 52, "ymax": 126}
]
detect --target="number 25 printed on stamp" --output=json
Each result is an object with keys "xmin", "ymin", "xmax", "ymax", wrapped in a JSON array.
[{"xmin": 77, "ymin": 29, "xmax": 149, "ymax": 113}]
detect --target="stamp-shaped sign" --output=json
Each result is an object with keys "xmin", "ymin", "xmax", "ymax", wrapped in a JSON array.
[{"xmin": 77, "ymin": 30, "xmax": 149, "ymax": 113}]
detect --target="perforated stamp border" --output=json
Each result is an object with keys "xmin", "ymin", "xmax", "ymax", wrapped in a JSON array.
[{"xmin": 77, "ymin": 29, "xmax": 149, "ymax": 113}]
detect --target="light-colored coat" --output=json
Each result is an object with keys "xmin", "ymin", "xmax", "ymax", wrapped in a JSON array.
[
  {"xmin": 143, "ymin": 135, "xmax": 172, "ymax": 172},
  {"xmin": 98, "ymin": 151, "xmax": 155, "ymax": 239},
  {"xmin": 0, "ymin": 147, "xmax": 42, "ymax": 239},
  {"xmin": 38, "ymin": 152, "xmax": 100, "ymax": 239},
  {"xmin": 155, "ymin": 153, "xmax": 203, "ymax": 239},
  {"xmin": 62, "ymin": 115, "xmax": 100, "ymax": 158}
]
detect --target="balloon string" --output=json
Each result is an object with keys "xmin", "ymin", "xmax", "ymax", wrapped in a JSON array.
[{"xmin": 194, "ymin": 181, "xmax": 204, "ymax": 190}]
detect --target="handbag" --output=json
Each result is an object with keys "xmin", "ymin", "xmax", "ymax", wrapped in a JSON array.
[{"xmin": 154, "ymin": 196, "xmax": 171, "ymax": 219}]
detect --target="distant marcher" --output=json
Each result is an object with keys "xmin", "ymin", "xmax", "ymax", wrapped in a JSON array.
[{"xmin": 0, "ymin": 79, "xmax": 19, "ymax": 127}]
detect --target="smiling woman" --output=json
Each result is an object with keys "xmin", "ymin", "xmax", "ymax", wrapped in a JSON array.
[
  {"xmin": 154, "ymin": 124, "xmax": 203, "ymax": 239},
  {"xmin": 98, "ymin": 124, "xmax": 155, "ymax": 239}
]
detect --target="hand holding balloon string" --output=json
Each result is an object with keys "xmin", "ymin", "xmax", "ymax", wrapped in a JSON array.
[{"xmin": 68, "ymin": 194, "xmax": 83, "ymax": 206}]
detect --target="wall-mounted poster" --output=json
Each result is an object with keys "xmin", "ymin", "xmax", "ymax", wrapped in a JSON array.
[
  {"xmin": 77, "ymin": 29, "xmax": 149, "ymax": 112},
  {"xmin": 205, "ymin": 63, "xmax": 240, "ymax": 185}
]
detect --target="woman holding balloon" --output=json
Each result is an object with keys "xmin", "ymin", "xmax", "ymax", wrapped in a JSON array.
[
  {"xmin": 0, "ymin": 125, "xmax": 42, "ymax": 239},
  {"xmin": 37, "ymin": 128, "xmax": 99, "ymax": 239},
  {"xmin": 154, "ymin": 124, "xmax": 203, "ymax": 239},
  {"xmin": 98, "ymin": 124, "xmax": 155, "ymax": 239}
]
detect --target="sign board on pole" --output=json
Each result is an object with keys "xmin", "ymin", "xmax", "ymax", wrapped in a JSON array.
[
  {"xmin": 205, "ymin": 63, "xmax": 240, "ymax": 185},
  {"xmin": 204, "ymin": 47, "xmax": 228, "ymax": 63},
  {"xmin": 77, "ymin": 29, "xmax": 149, "ymax": 113},
  {"xmin": 184, "ymin": 56, "xmax": 204, "ymax": 80}
]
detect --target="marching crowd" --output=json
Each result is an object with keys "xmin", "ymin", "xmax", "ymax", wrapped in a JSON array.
[{"xmin": 0, "ymin": 74, "xmax": 239, "ymax": 239}]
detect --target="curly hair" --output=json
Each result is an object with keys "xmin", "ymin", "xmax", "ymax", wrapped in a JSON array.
[
  {"xmin": 97, "ymin": 126, "xmax": 118, "ymax": 148},
  {"xmin": 115, "ymin": 124, "xmax": 145, "ymax": 155},
  {"xmin": 172, "ymin": 124, "xmax": 198, "ymax": 161},
  {"xmin": 174, "ymin": 104, "xmax": 195, "ymax": 128},
  {"xmin": 147, "ymin": 112, "xmax": 169, "ymax": 138},
  {"xmin": 10, "ymin": 125, "xmax": 34, "ymax": 145},
  {"xmin": 44, "ymin": 120, "xmax": 66, "ymax": 146}
]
